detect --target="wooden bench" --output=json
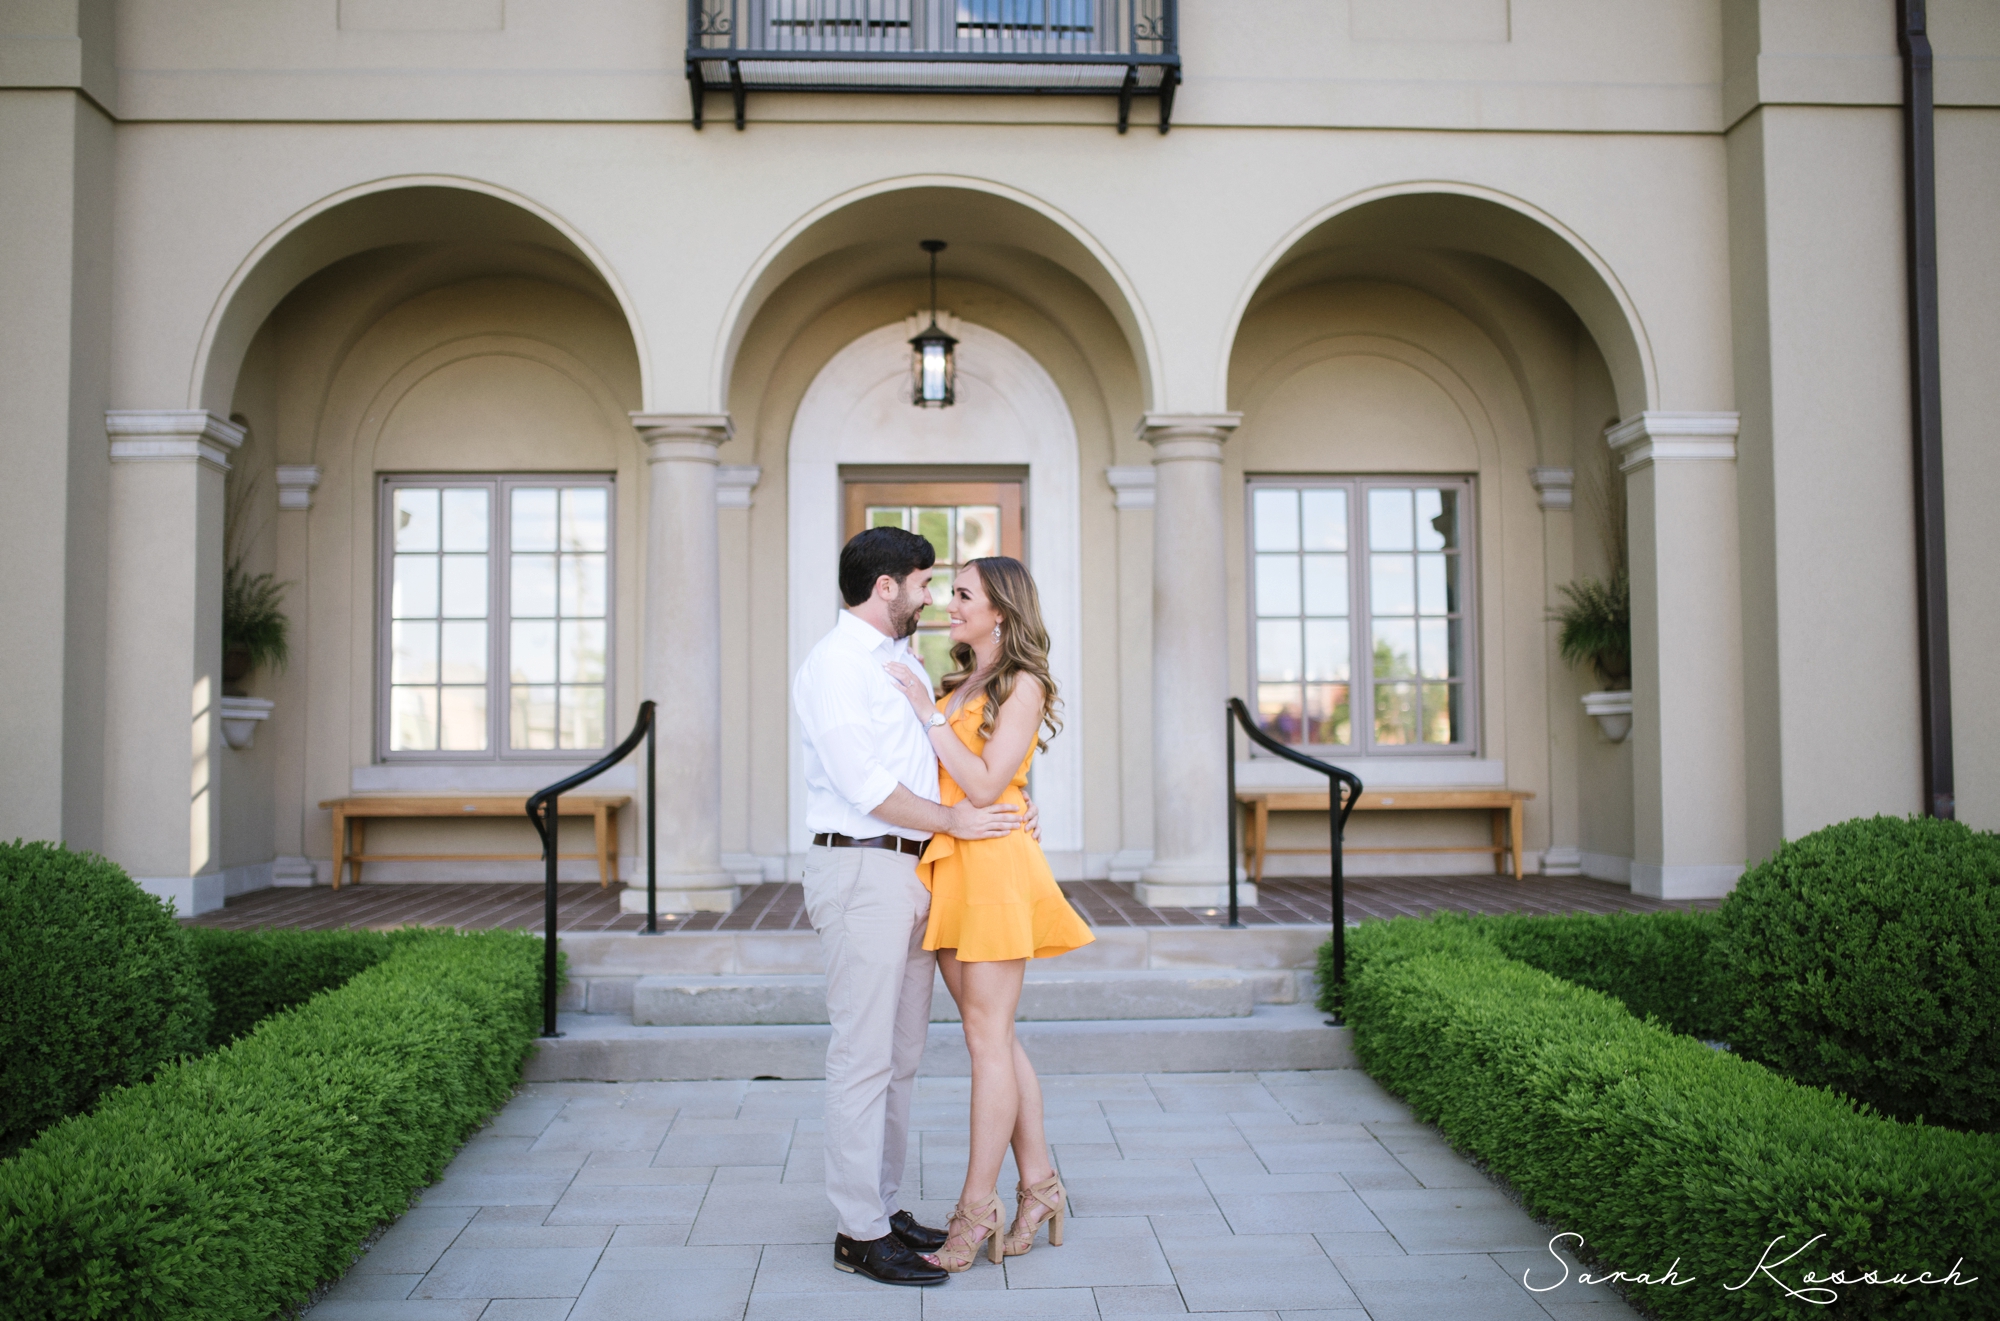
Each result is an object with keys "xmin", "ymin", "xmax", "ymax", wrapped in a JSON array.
[
  {"xmin": 318, "ymin": 795, "xmax": 630, "ymax": 890},
  {"xmin": 1236, "ymin": 788, "xmax": 1535, "ymax": 881}
]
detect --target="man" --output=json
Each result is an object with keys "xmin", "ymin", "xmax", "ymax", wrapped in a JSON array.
[{"xmin": 792, "ymin": 526, "xmax": 1028, "ymax": 1286}]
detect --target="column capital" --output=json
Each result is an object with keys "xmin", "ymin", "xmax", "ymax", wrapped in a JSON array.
[
  {"xmin": 275, "ymin": 465, "xmax": 322, "ymax": 511},
  {"xmin": 1105, "ymin": 465, "xmax": 1156, "ymax": 510},
  {"xmin": 633, "ymin": 412, "xmax": 733, "ymax": 464},
  {"xmin": 1140, "ymin": 412, "xmax": 1241, "ymax": 464},
  {"xmin": 716, "ymin": 464, "xmax": 762, "ymax": 509},
  {"xmin": 105, "ymin": 410, "xmax": 244, "ymax": 473},
  {"xmin": 1606, "ymin": 412, "xmax": 1739, "ymax": 472},
  {"xmin": 1527, "ymin": 466, "xmax": 1575, "ymax": 510}
]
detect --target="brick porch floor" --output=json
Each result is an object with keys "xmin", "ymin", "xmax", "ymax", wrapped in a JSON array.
[{"xmin": 185, "ymin": 874, "xmax": 1716, "ymax": 933}]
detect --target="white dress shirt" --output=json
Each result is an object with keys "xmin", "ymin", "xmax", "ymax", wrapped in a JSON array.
[{"xmin": 794, "ymin": 610, "xmax": 941, "ymax": 842}]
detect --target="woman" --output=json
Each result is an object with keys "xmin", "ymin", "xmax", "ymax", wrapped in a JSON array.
[{"xmin": 883, "ymin": 556, "xmax": 1094, "ymax": 1272}]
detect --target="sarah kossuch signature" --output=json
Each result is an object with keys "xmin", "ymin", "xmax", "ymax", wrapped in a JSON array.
[{"xmin": 1522, "ymin": 1232, "xmax": 1979, "ymax": 1306}]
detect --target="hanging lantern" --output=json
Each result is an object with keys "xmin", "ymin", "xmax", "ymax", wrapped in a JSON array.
[{"xmin": 910, "ymin": 239, "xmax": 957, "ymax": 408}]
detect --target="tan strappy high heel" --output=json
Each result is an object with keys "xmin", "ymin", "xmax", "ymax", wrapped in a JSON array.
[
  {"xmin": 1002, "ymin": 1171, "xmax": 1066, "ymax": 1257},
  {"xmin": 930, "ymin": 1191, "xmax": 1005, "ymax": 1271}
]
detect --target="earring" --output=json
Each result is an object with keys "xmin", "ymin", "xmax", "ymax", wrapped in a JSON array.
[{"xmin": 992, "ymin": 624, "xmax": 1003, "ymax": 642}]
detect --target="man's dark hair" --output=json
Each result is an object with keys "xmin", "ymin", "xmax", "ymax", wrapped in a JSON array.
[{"xmin": 839, "ymin": 526, "xmax": 936, "ymax": 607}]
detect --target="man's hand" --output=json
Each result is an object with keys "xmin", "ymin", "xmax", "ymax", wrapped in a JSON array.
[
  {"xmin": 945, "ymin": 799, "xmax": 1021, "ymax": 840},
  {"xmin": 1022, "ymin": 792, "xmax": 1040, "ymax": 842}
]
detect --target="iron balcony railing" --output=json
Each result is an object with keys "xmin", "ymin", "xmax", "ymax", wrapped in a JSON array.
[{"xmin": 687, "ymin": 0, "xmax": 1179, "ymax": 132}]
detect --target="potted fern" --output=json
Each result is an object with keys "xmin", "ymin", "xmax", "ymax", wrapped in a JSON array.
[
  {"xmin": 218, "ymin": 466, "xmax": 290, "ymax": 749},
  {"xmin": 1552, "ymin": 457, "xmax": 1633, "ymax": 742}
]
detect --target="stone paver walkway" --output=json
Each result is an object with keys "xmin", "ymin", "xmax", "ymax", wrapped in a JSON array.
[{"xmin": 305, "ymin": 1071, "xmax": 1638, "ymax": 1320}]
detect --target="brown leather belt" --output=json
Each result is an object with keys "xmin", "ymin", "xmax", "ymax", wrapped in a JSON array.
[{"xmin": 813, "ymin": 832, "xmax": 926, "ymax": 858}]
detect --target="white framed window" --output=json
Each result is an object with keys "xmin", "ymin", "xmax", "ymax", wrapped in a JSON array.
[
  {"xmin": 378, "ymin": 476, "xmax": 613, "ymax": 760},
  {"xmin": 1248, "ymin": 477, "xmax": 1475, "ymax": 755}
]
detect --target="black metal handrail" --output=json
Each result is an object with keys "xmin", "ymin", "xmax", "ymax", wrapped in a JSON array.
[
  {"xmin": 1226, "ymin": 698, "xmax": 1363, "ymax": 993},
  {"xmin": 686, "ymin": 0, "xmax": 1180, "ymax": 132},
  {"xmin": 526, "ymin": 699, "xmax": 657, "ymax": 1038}
]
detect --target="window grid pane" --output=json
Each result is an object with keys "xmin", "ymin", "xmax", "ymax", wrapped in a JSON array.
[
  {"xmin": 1249, "ymin": 479, "xmax": 1470, "ymax": 754},
  {"xmin": 383, "ymin": 477, "xmax": 612, "ymax": 760},
  {"xmin": 388, "ymin": 485, "xmax": 490, "ymax": 753}
]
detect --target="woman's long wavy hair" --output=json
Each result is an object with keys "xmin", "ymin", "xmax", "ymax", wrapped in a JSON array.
[{"xmin": 939, "ymin": 556, "xmax": 1063, "ymax": 752}]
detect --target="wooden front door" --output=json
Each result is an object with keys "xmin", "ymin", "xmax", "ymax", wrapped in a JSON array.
[{"xmin": 843, "ymin": 479, "xmax": 1023, "ymax": 688}]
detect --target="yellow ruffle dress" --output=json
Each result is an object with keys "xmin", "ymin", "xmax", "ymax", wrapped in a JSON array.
[{"xmin": 917, "ymin": 695, "xmax": 1095, "ymax": 963}]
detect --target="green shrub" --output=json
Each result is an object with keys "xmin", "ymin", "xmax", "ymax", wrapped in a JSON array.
[
  {"xmin": 185, "ymin": 928, "xmax": 398, "ymax": 1047},
  {"xmin": 0, "ymin": 842, "xmax": 212, "ymax": 1156},
  {"xmin": 1715, "ymin": 815, "xmax": 2000, "ymax": 1132},
  {"xmin": 1346, "ymin": 917, "xmax": 1999, "ymax": 1320},
  {"xmin": 1316, "ymin": 909, "xmax": 1728, "ymax": 1038},
  {"xmin": 0, "ymin": 928, "xmax": 543, "ymax": 1321}
]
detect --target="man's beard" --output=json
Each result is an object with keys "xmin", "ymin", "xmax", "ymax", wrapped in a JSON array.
[{"xmin": 889, "ymin": 594, "xmax": 923, "ymax": 640}]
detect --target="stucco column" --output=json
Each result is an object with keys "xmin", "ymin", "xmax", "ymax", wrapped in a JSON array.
[
  {"xmin": 628, "ymin": 413, "xmax": 739, "ymax": 914},
  {"xmin": 101, "ymin": 411, "xmax": 242, "ymax": 916},
  {"xmin": 1135, "ymin": 414, "xmax": 1241, "ymax": 908},
  {"xmin": 1529, "ymin": 466, "xmax": 1584, "ymax": 876},
  {"xmin": 1105, "ymin": 467, "xmax": 1157, "ymax": 884},
  {"xmin": 1611, "ymin": 412, "xmax": 1748, "ymax": 899}
]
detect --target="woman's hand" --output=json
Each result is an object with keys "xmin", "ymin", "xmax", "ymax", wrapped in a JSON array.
[{"xmin": 883, "ymin": 660, "xmax": 937, "ymax": 722}]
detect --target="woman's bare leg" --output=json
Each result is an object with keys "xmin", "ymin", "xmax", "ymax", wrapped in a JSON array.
[{"xmin": 939, "ymin": 950, "xmax": 1028, "ymax": 1211}]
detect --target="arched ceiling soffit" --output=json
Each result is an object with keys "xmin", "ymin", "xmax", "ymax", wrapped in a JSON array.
[
  {"xmin": 716, "ymin": 178, "xmax": 1161, "ymax": 415},
  {"xmin": 193, "ymin": 178, "xmax": 648, "ymax": 415},
  {"xmin": 1221, "ymin": 186, "xmax": 1656, "ymax": 419},
  {"xmin": 1230, "ymin": 249, "xmax": 1580, "ymax": 451}
]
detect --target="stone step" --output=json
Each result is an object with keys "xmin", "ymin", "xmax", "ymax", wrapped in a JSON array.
[
  {"xmin": 524, "ymin": 1003, "xmax": 1355, "ymax": 1081},
  {"xmin": 630, "ymin": 969, "xmax": 1272, "ymax": 1026},
  {"xmin": 556, "ymin": 926, "xmax": 1329, "ymax": 1016}
]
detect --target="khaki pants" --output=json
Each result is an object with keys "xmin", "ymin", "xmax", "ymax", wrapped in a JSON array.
[{"xmin": 801, "ymin": 842, "xmax": 935, "ymax": 1241}]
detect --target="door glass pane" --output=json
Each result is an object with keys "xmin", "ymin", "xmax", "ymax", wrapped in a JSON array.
[
  {"xmin": 441, "ymin": 488, "xmax": 488, "ymax": 552},
  {"xmin": 914, "ymin": 507, "xmax": 952, "ymax": 562},
  {"xmin": 1306, "ymin": 682, "xmax": 1351, "ymax": 745},
  {"xmin": 1253, "ymin": 488, "xmax": 1299, "ymax": 552},
  {"xmin": 511, "ymin": 487, "xmax": 558, "ymax": 552},
  {"xmin": 867, "ymin": 506, "xmax": 908, "ymax": 530},
  {"xmin": 439, "ymin": 687, "xmax": 488, "ymax": 751},
  {"xmin": 915, "ymin": 631, "xmax": 954, "ymax": 692},
  {"xmin": 1300, "ymin": 488, "xmax": 1347, "ymax": 551},
  {"xmin": 1255, "ymin": 555, "xmax": 1300, "ymax": 617},
  {"xmin": 957, "ymin": 506, "xmax": 1001, "ymax": 561},
  {"xmin": 921, "ymin": 568, "xmax": 953, "ymax": 625},
  {"xmin": 1256, "ymin": 619, "xmax": 1301, "ymax": 682},
  {"xmin": 1368, "ymin": 488, "xmax": 1414, "ymax": 550},
  {"xmin": 393, "ymin": 488, "xmax": 439, "ymax": 552},
  {"xmin": 561, "ymin": 486, "xmax": 608, "ymax": 553}
]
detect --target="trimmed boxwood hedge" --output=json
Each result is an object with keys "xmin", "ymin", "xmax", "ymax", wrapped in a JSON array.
[
  {"xmin": 0, "ymin": 842, "xmax": 211, "ymax": 1157},
  {"xmin": 0, "ymin": 928, "xmax": 544, "ymax": 1321},
  {"xmin": 1318, "ymin": 908, "xmax": 1727, "ymax": 1038},
  {"xmin": 185, "ymin": 927, "xmax": 398, "ymax": 1047},
  {"xmin": 1343, "ymin": 917, "xmax": 1998, "ymax": 1320},
  {"xmin": 1713, "ymin": 815, "xmax": 2000, "ymax": 1132}
]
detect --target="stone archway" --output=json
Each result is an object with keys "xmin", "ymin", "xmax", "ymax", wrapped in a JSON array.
[{"xmin": 786, "ymin": 319, "xmax": 1086, "ymax": 869}]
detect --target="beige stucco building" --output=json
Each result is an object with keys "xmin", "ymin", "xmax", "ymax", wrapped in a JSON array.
[{"xmin": 5, "ymin": 0, "xmax": 1995, "ymax": 918}]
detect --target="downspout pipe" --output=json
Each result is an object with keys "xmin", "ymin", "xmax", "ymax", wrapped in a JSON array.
[{"xmin": 1898, "ymin": 0, "xmax": 1954, "ymax": 819}]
